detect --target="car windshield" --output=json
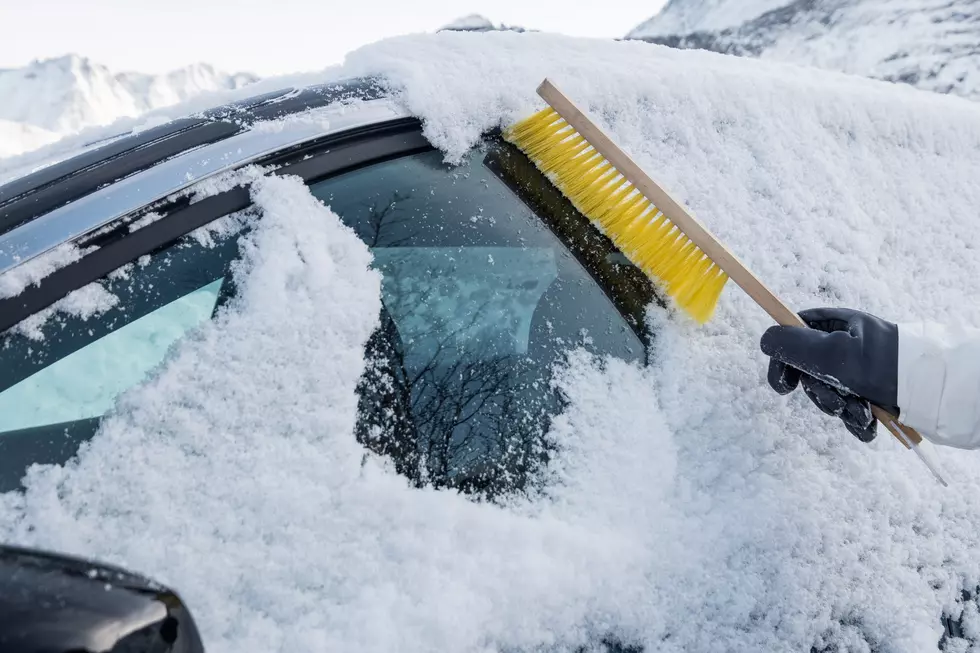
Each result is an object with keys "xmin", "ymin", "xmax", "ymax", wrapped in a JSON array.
[{"xmin": 306, "ymin": 139, "xmax": 654, "ymax": 496}]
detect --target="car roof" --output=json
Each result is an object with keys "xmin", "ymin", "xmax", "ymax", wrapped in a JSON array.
[{"xmin": 0, "ymin": 77, "xmax": 412, "ymax": 278}]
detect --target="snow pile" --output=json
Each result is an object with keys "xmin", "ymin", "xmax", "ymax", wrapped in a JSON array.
[
  {"xmin": 629, "ymin": 0, "xmax": 980, "ymax": 102},
  {"xmin": 5, "ymin": 30, "xmax": 980, "ymax": 652},
  {"xmin": 0, "ymin": 54, "xmax": 256, "ymax": 158}
]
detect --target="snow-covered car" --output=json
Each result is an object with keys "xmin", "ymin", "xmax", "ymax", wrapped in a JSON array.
[
  {"xmin": 0, "ymin": 77, "xmax": 655, "ymax": 649},
  {"xmin": 0, "ymin": 77, "xmax": 653, "ymax": 493},
  {"xmin": 3, "ymin": 31, "xmax": 980, "ymax": 653}
]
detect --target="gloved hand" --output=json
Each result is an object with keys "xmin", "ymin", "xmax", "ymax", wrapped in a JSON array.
[{"xmin": 759, "ymin": 307, "xmax": 899, "ymax": 442}]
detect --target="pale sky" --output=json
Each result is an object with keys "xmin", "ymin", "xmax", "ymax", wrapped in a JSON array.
[{"xmin": 0, "ymin": 0, "xmax": 667, "ymax": 76}]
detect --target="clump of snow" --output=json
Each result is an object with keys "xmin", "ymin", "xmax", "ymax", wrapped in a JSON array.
[
  {"xmin": 0, "ymin": 243, "xmax": 87, "ymax": 300},
  {"xmin": 11, "ymin": 282, "xmax": 118, "ymax": 340},
  {"xmin": 186, "ymin": 209, "xmax": 255, "ymax": 249},
  {"xmin": 248, "ymin": 106, "xmax": 335, "ymax": 134},
  {"xmin": 127, "ymin": 211, "xmax": 163, "ymax": 233},
  {"xmin": 179, "ymin": 164, "xmax": 272, "ymax": 203},
  {"xmin": 4, "ymin": 29, "xmax": 980, "ymax": 652}
]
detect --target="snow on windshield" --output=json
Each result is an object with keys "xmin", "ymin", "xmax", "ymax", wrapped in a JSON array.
[{"xmin": 3, "ymin": 30, "xmax": 980, "ymax": 653}]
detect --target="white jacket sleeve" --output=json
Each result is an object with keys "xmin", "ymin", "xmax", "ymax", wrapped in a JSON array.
[{"xmin": 897, "ymin": 322, "xmax": 980, "ymax": 449}]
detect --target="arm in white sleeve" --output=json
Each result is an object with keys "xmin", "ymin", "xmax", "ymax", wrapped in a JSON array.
[{"xmin": 897, "ymin": 322, "xmax": 980, "ymax": 449}]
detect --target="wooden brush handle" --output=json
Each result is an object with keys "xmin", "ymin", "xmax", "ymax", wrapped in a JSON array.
[{"xmin": 537, "ymin": 78, "xmax": 922, "ymax": 448}]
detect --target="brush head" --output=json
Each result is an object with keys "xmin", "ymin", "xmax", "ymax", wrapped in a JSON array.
[{"xmin": 504, "ymin": 107, "xmax": 728, "ymax": 323}]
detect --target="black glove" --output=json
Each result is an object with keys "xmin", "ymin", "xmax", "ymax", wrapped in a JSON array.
[{"xmin": 759, "ymin": 307, "xmax": 899, "ymax": 443}]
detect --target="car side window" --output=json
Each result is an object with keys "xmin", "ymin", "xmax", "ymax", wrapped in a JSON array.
[
  {"xmin": 307, "ymin": 138, "xmax": 654, "ymax": 498},
  {"xmin": 0, "ymin": 134, "xmax": 655, "ymax": 497},
  {"xmin": 0, "ymin": 227, "xmax": 244, "ymax": 491}
]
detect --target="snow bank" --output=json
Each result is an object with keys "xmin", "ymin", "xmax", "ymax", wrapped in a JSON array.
[{"xmin": 4, "ymin": 30, "xmax": 980, "ymax": 653}]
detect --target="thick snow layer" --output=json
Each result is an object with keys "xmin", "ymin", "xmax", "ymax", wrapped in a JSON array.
[
  {"xmin": 0, "ymin": 174, "xmax": 671, "ymax": 652},
  {"xmin": 5, "ymin": 30, "xmax": 980, "ymax": 652},
  {"xmin": 342, "ymin": 31, "xmax": 980, "ymax": 651}
]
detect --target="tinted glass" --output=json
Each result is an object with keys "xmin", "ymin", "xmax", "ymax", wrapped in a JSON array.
[
  {"xmin": 0, "ymin": 231, "xmax": 242, "ymax": 491},
  {"xmin": 308, "ymin": 139, "xmax": 655, "ymax": 497}
]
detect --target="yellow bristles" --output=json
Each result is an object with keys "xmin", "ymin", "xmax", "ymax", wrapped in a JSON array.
[{"xmin": 504, "ymin": 108, "xmax": 728, "ymax": 323}]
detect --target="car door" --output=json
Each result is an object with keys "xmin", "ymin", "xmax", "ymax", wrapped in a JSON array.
[{"xmin": 0, "ymin": 120, "xmax": 657, "ymax": 495}]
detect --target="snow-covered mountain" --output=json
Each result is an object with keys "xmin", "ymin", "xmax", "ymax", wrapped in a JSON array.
[
  {"xmin": 438, "ymin": 14, "xmax": 529, "ymax": 33},
  {"xmin": 0, "ymin": 55, "xmax": 257, "ymax": 157},
  {"xmin": 631, "ymin": 0, "xmax": 791, "ymax": 36},
  {"xmin": 629, "ymin": 0, "xmax": 980, "ymax": 101},
  {"xmin": 0, "ymin": 120, "xmax": 60, "ymax": 159}
]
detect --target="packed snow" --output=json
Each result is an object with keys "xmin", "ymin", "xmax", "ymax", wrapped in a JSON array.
[{"xmin": 4, "ymin": 29, "xmax": 980, "ymax": 653}]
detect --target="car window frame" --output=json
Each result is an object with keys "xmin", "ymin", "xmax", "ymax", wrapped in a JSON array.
[
  {"xmin": 2, "ymin": 120, "xmax": 658, "ymax": 347},
  {"xmin": 0, "ymin": 118, "xmax": 660, "ymax": 494},
  {"xmin": 0, "ymin": 118, "xmax": 430, "ymax": 334}
]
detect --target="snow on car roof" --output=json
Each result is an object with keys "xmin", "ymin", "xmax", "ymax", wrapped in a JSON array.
[{"xmin": 4, "ymin": 30, "xmax": 980, "ymax": 652}]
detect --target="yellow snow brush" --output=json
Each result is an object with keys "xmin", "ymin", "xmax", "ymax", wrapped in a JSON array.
[{"xmin": 504, "ymin": 78, "xmax": 946, "ymax": 485}]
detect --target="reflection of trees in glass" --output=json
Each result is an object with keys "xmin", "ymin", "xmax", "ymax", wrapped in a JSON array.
[
  {"xmin": 355, "ymin": 287, "xmax": 557, "ymax": 500},
  {"xmin": 351, "ymin": 193, "xmax": 558, "ymax": 499},
  {"xmin": 357, "ymin": 191, "xmax": 416, "ymax": 248}
]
